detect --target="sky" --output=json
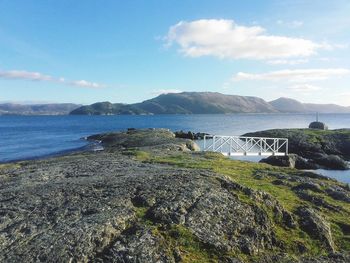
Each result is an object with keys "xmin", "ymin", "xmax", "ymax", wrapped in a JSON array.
[{"xmin": 0, "ymin": 0, "xmax": 350, "ymax": 106}]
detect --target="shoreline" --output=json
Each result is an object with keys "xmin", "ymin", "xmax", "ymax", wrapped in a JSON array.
[
  {"xmin": 2, "ymin": 112, "xmax": 350, "ymax": 117},
  {"xmin": 1, "ymin": 128, "xmax": 349, "ymax": 184},
  {"xmin": 1, "ymin": 128, "xmax": 349, "ymax": 262},
  {"xmin": 0, "ymin": 139, "xmax": 102, "ymax": 165}
]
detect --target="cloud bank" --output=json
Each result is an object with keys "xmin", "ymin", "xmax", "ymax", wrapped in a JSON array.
[
  {"xmin": 266, "ymin": 59, "xmax": 309, "ymax": 65},
  {"xmin": 0, "ymin": 69, "xmax": 105, "ymax": 88},
  {"xmin": 165, "ymin": 19, "xmax": 329, "ymax": 60},
  {"xmin": 233, "ymin": 68, "xmax": 350, "ymax": 82},
  {"xmin": 150, "ymin": 89, "xmax": 182, "ymax": 96}
]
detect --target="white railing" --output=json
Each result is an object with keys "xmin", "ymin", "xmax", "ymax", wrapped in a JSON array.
[{"xmin": 203, "ymin": 135, "xmax": 288, "ymax": 156}]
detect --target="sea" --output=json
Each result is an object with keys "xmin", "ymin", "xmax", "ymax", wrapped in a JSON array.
[{"xmin": 0, "ymin": 113, "xmax": 349, "ymax": 183}]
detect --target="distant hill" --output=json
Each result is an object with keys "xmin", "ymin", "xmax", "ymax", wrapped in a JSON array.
[
  {"xmin": 70, "ymin": 92, "xmax": 277, "ymax": 115},
  {"xmin": 0, "ymin": 103, "xmax": 81, "ymax": 115},
  {"xmin": 270, "ymin": 97, "xmax": 350, "ymax": 113},
  {"xmin": 69, "ymin": 102, "xmax": 148, "ymax": 115},
  {"xmin": 3, "ymin": 93, "xmax": 349, "ymax": 116}
]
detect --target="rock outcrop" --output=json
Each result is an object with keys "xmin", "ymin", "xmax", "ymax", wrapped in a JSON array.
[
  {"xmin": 260, "ymin": 154, "xmax": 318, "ymax": 169},
  {"xmin": 174, "ymin": 130, "xmax": 209, "ymax": 140},
  {"xmin": 296, "ymin": 207, "xmax": 335, "ymax": 251},
  {"xmin": 88, "ymin": 128, "xmax": 200, "ymax": 152},
  {"xmin": 1, "ymin": 129, "xmax": 349, "ymax": 262},
  {"xmin": 244, "ymin": 129, "xmax": 350, "ymax": 170}
]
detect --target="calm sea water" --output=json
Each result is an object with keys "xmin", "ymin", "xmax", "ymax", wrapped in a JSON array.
[{"xmin": 0, "ymin": 113, "xmax": 349, "ymax": 182}]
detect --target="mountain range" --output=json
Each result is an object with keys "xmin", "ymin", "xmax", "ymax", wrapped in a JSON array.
[
  {"xmin": 270, "ymin": 97, "xmax": 350, "ymax": 113},
  {"xmin": 70, "ymin": 92, "xmax": 350, "ymax": 115},
  {"xmin": 1, "ymin": 92, "xmax": 350, "ymax": 115},
  {"xmin": 70, "ymin": 92, "xmax": 277, "ymax": 115},
  {"xmin": 0, "ymin": 103, "xmax": 81, "ymax": 115}
]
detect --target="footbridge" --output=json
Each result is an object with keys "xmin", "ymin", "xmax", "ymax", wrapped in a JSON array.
[{"xmin": 203, "ymin": 135, "xmax": 288, "ymax": 156}]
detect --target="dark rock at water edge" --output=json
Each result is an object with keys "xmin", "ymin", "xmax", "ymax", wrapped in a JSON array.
[
  {"xmin": 245, "ymin": 128, "xmax": 350, "ymax": 170},
  {"xmin": 174, "ymin": 130, "xmax": 210, "ymax": 140},
  {"xmin": 312, "ymin": 154, "xmax": 349, "ymax": 170},
  {"xmin": 260, "ymin": 154, "xmax": 319, "ymax": 170},
  {"xmin": 260, "ymin": 153, "xmax": 349, "ymax": 170}
]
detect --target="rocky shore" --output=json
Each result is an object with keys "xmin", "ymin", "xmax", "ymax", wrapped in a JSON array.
[
  {"xmin": 1, "ymin": 129, "xmax": 350, "ymax": 263},
  {"xmin": 244, "ymin": 129, "xmax": 350, "ymax": 170}
]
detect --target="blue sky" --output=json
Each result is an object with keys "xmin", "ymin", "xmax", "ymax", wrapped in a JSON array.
[{"xmin": 0, "ymin": 0, "xmax": 350, "ymax": 105}]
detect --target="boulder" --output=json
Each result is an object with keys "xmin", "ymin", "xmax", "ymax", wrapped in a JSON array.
[
  {"xmin": 174, "ymin": 130, "xmax": 209, "ymax": 140},
  {"xmin": 185, "ymin": 141, "xmax": 200, "ymax": 151},
  {"xmin": 325, "ymin": 186, "xmax": 350, "ymax": 203},
  {"xmin": 260, "ymin": 154, "xmax": 318, "ymax": 169},
  {"xmin": 313, "ymin": 155, "xmax": 349, "ymax": 170},
  {"xmin": 293, "ymin": 182, "xmax": 323, "ymax": 193},
  {"xmin": 260, "ymin": 154, "xmax": 298, "ymax": 168}
]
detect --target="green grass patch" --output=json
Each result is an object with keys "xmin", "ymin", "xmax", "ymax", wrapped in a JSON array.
[
  {"xmin": 153, "ymin": 224, "xmax": 242, "ymax": 263},
  {"xmin": 0, "ymin": 163, "xmax": 21, "ymax": 170},
  {"xmin": 122, "ymin": 149, "xmax": 151, "ymax": 161},
  {"xmin": 144, "ymin": 150, "xmax": 350, "ymax": 257},
  {"xmin": 149, "ymin": 152, "xmax": 302, "ymax": 211}
]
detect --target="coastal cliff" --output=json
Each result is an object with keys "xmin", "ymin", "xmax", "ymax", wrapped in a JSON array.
[{"xmin": 0, "ymin": 129, "xmax": 350, "ymax": 262}]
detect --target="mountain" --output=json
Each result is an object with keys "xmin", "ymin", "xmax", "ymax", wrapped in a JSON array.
[
  {"xmin": 270, "ymin": 97, "xmax": 350, "ymax": 113},
  {"xmin": 69, "ymin": 102, "xmax": 148, "ymax": 115},
  {"xmin": 3, "ymin": 93, "xmax": 349, "ymax": 116},
  {"xmin": 70, "ymin": 92, "xmax": 277, "ymax": 115},
  {"xmin": 0, "ymin": 103, "xmax": 81, "ymax": 115}
]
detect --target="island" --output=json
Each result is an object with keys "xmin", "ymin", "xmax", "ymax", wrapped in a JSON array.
[
  {"xmin": 69, "ymin": 92, "xmax": 350, "ymax": 115},
  {"xmin": 0, "ymin": 128, "xmax": 349, "ymax": 262}
]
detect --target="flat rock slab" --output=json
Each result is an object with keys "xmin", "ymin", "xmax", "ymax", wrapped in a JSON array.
[{"xmin": 0, "ymin": 151, "xmax": 275, "ymax": 262}]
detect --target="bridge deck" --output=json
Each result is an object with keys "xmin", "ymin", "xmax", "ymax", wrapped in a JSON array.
[{"xmin": 203, "ymin": 135, "xmax": 288, "ymax": 156}]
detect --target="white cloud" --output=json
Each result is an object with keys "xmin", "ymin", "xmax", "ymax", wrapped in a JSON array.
[
  {"xmin": 0, "ymin": 70, "xmax": 52, "ymax": 81},
  {"xmin": 165, "ymin": 19, "xmax": 329, "ymax": 60},
  {"xmin": 267, "ymin": 59, "xmax": 308, "ymax": 65},
  {"xmin": 150, "ymin": 89, "xmax": 182, "ymax": 96},
  {"xmin": 277, "ymin": 20, "xmax": 304, "ymax": 28},
  {"xmin": 0, "ymin": 69, "xmax": 104, "ymax": 88},
  {"xmin": 334, "ymin": 92, "xmax": 350, "ymax": 106},
  {"xmin": 287, "ymin": 84, "xmax": 321, "ymax": 92},
  {"xmin": 70, "ymin": 80, "xmax": 104, "ymax": 89},
  {"xmin": 233, "ymin": 68, "xmax": 350, "ymax": 82}
]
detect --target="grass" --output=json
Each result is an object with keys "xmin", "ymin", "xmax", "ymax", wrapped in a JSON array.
[
  {"xmin": 127, "ymin": 150, "xmax": 350, "ymax": 258},
  {"xmin": 0, "ymin": 163, "xmax": 21, "ymax": 170},
  {"xmin": 0, "ymin": 163, "xmax": 22, "ymax": 179},
  {"xmin": 121, "ymin": 149, "xmax": 151, "ymax": 161},
  {"xmin": 133, "ymin": 202, "xmax": 229, "ymax": 262},
  {"xmin": 159, "ymin": 225, "xmax": 224, "ymax": 263}
]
